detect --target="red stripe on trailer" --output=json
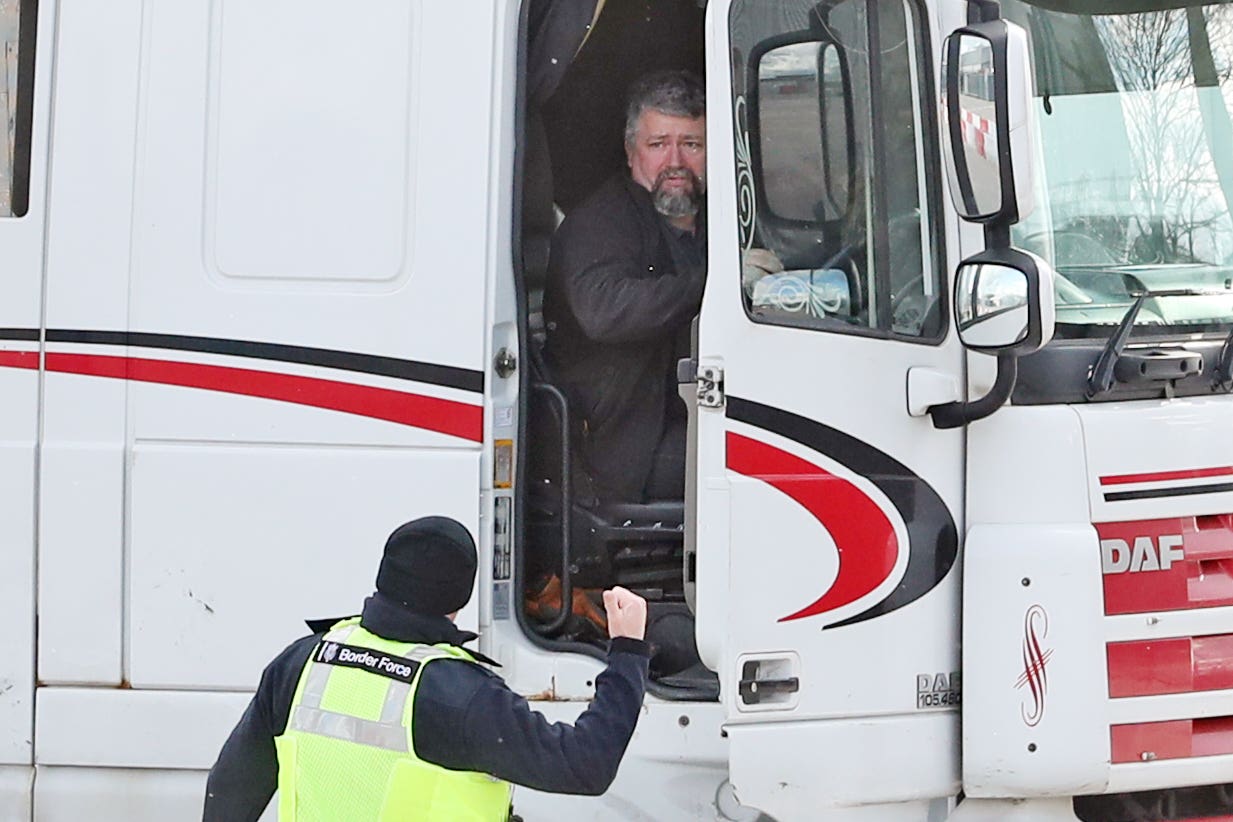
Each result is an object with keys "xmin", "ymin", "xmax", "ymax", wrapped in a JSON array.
[
  {"xmin": 1110, "ymin": 717, "xmax": 1233, "ymax": 764},
  {"xmin": 1101, "ymin": 466, "xmax": 1233, "ymax": 486},
  {"xmin": 41, "ymin": 352, "xmax": 483, "ymax": 442},
  {"xmin": 1107, "ymin": 635, "xmax": 1233, "ymax": 698},
  {"xmin": 0, "ymin": 351, "xmax": 39, "ymax": 369},
  {"xmin": 726, "ymin": 431, "xmax": 900, "ymax": 623}
]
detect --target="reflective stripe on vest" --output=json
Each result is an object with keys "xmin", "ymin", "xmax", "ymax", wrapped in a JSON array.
[
  {"xmin": 286, "ymin": 629, "xmax": 450, "ymax": 753},
  {"xmin": 275, "ymin": 619, "xmax": 511, "ymax": 821}
]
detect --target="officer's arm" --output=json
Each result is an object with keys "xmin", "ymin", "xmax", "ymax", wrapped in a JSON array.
[
  {"xmin": 203, "ymin": 693, "xmax": 278, "ymax": 821},
  {"xmin": 419, "ymin": 638, "xmax": 651, "ymax": 795},
  {"xmin": 202, "ymin": 635, "xmax": 315, "ymax": 822}
]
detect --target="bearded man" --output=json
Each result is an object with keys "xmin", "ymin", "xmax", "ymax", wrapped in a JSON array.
[{"xmin": 542, "ymin": 70, "xmax": 707, "ymax": 505}]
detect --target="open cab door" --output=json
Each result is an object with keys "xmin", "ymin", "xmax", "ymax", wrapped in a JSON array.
[{"xmin": 692, "ymin": 0, "xmax": 966, "ymax": 817}]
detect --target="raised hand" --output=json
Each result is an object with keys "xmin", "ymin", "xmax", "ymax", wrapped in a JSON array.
[{"xmin": 601, "ymin": 586, "xmax": 648, "ymax": 640}]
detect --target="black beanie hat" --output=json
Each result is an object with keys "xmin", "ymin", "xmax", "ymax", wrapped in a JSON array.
[{"xmin": 376, "ymin": 517, "xmax": 478, "ymax": 615}]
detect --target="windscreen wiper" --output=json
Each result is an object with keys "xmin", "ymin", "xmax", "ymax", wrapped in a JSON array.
[{"xmin": 1086, "ymin": 288, "xmax": 1214, "ymax": 399}]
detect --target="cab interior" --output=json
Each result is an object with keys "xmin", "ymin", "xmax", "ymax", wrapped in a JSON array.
[{"xmin": 514, "ymin": 0, "xmax": 718, "ymax": 698}]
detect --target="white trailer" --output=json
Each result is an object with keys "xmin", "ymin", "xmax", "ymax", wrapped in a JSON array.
[{"xmin": 1, "ymin": 0, "xmax": 1231, "ymax": 819}]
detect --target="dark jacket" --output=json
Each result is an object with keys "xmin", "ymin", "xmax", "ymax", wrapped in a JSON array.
[
  {"xmin": 542, "ymin": 174, "xmax": 706, "ymax": 502},
  {"xmin": 203, "ymin": 592, "xmax": 650, "ymax": 820}
]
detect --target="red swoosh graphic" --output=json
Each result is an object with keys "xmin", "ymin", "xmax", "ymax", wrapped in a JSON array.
[
  {"xmin": 26, "ymin": 352, "xmax": 482, "ymax": 442},
  {"xmin": 727, "ymin": 432, "xmax": 899, "ymax": 622}
]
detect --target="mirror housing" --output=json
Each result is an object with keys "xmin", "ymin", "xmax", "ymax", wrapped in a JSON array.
[
  {"xmin": 955, "ymin": 247, "xmax": 1055, "ymax": 354},
  {"xmin": 941, "ymin": 20, "xmax": 1037, "ymax": 228}
]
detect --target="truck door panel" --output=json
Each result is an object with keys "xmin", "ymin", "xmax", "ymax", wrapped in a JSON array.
[
  {"xmin": 698, "ymin": 0, "xmax": 965, "ymax": 816},
  {"xmin": 0, "ymin": 0, "xmax": 50, "ymax": 770}
]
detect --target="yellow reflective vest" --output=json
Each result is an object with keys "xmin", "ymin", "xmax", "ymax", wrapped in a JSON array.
[{"xmin": 274, "ymin": 618, "xmax": 512, "ymax": 821}]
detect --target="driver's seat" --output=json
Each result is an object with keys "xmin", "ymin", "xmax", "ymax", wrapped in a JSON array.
[{"xmin": 524, "ymin": 376, "xmax": 686, "ymax": 601}]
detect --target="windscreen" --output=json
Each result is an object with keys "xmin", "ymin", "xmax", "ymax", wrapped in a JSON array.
[{"xmin": 1005, "ymin": 1, "xmax": 1233, "ymax": 335}]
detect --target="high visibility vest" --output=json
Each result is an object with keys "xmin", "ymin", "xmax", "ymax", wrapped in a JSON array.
[{"xmin": 274, "ymin": 618, "xmax": 512, "ymax": 821}]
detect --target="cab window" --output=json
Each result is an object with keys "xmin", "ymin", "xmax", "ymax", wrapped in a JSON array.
[
  {"xmin": 731, "ymin": 0, "xmax": 945, "ymax": 340},
  {"xmin": 1, "ymin": 0, "xmax": 36, "ymax": 218}
]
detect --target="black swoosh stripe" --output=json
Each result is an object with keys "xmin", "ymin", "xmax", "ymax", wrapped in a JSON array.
[
  {"xmin": 1104, "ymin": 482, "xmax": 1233, "ymax": 502},
  {"xmin": 0, "ymin": 328, "xmax": 39, "ymax": 341},
  {"xmin": 727, "ymin": 396, "xmax": 959, "ymax": 630},
  {"xmin": 41, "ymin": 329, "xmax": 483, "ymax": 393}
]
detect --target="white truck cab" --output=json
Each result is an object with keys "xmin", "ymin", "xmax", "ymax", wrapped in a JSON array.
[{"xmin": 2, "ymin": 0, "xmax": 1231, "ymax": 820}]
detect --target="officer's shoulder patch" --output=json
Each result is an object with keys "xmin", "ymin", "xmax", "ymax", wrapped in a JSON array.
[{"xmin": 313, "ymin": 640, "xmax": 420, "ymax": 685}]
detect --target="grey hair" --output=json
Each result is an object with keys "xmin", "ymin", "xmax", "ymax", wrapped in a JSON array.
[{"xmin": 624, "ymin": 70, "xmax": 706, "ymax": 146}]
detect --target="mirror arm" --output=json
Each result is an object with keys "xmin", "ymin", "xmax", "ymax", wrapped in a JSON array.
[
  {"xmin": 928, "ymin": 352, "xmax": 1018, "ymax": 430},
  {"xmin": 983, "ymin": 222, "xmax": 1011, "ymax": 250},
  {"xmin": 967, "ymin": 0, "xmax": 1002, "ymax": 23}
]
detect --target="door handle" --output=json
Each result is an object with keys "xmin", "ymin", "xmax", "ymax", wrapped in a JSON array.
[
  {"xmin": 906, "ymin": 367, "xmax": 961, "ymax": 417},
  {"xmin": 738, "ymin": 656, "xmax": 801, "ymax": 707},
  {"xmin": 738, "ymin": 675, "xmax": 800, "ymax": 705}
]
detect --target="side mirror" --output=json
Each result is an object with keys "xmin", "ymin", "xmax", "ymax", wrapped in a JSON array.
[
  {"xmin": 928, "ymin": 248, "xmax": 1056, "ymax": 429},
  {"xmin": 955, "ymin": 248, "xmax": 1055, "ymax": 354},
  {"xmin": 941, "ymin": 20, "xmax": 1037, "ymax": 227}
]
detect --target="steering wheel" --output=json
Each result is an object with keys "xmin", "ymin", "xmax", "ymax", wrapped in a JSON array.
[
  {"xmin": 816, "ymin": 239, "xmax": 863, "ymax": 272},
  {"xmin": 885, "ymin": 210, "xmax": 940, "ymax": 335}
]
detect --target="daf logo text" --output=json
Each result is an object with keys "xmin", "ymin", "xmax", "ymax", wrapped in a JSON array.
[{"xmin": 1100, "ymin": 534, "xmax": 1184, "ymax": 574}]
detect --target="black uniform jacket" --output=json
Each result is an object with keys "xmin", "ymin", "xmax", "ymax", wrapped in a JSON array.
[
  {"xmin": 202, "ymin": 592, "xmax": 650, "ymax": 820},
  {"xmin": 542, "ymin": 174, "xmax": 706, "ymax": 502}
]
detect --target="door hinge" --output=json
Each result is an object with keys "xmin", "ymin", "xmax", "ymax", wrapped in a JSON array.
[{"xmin": 698, "ymin": 365, "xmax": 725, "ymax": 408}]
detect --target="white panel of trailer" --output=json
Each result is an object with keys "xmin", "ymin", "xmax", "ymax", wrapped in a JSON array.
[
  {"xmin": 127, "ymin": 446, "xmax": 482, "ymax": 689},
  {"xmin": 37, "ymin": 0, "xmax": 144, "ymax": 686}
]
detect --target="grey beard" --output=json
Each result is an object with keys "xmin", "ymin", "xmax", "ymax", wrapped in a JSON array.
[{"xmin": 653, "ymin": 186, "xmax": 702, "ymax": 219}]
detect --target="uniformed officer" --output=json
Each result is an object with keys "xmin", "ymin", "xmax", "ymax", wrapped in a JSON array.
[{"xmin": 204, "ymin": 516, "xmax": 649, "ymax": 821}]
